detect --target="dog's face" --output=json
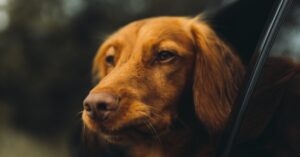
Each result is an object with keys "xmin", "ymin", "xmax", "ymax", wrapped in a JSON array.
[{"xmin": 82, "ymin": 17, "xmax": 244, "ymax": 144}]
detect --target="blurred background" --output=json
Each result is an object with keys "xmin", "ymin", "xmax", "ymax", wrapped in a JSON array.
[
  {"xmin": 0, "ymin": 0, "xmax": 227, "ymax": 157},
  {"xmin": 0, "ymin": 0, "xmax": 299, "ymax": 157}
]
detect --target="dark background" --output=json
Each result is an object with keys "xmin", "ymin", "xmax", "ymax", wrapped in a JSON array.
[
  {"xmin": 0, "ymin": 0, "xmax": 225, "ymax": 156},
  {"xmin": 0, "ymin": 0, "xmax": 299, "ymax": 156}
]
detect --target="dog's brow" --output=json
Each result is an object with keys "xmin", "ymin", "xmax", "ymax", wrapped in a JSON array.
[
  {"xmin": 106, "ymin": 47, "xmax": 116, "ymax": 56},
  {"xmin": 155, "ymin": 40, "xmax": 190, "ymax": 55}
]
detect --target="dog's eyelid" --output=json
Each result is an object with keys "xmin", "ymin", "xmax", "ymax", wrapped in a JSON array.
[
  {"xmin": 154, "ymin": 50, "xmax": 177, "ymax": 64},
  {"xmin": 157, "ymin": 47, "xmax": 177, "ymax": 53},
  {"xmin": 105, "ymin": 55, "xmax": 115, "ymax": 65},
  {"xmin": 157, "ymin": 49, "xmax": 177, "ymax": 55},
  {"xmin": 156, "ymin": 41, "xmax": 189, "ymax": 57},
  {"xmin": 104, "ymin": 46, "xmax": 118, "ymax": 66}
]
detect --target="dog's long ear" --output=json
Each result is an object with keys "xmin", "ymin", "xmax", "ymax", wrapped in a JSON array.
[{"xmin": 190, "ymin": 19, "xmax": 245, "ymax": 135}]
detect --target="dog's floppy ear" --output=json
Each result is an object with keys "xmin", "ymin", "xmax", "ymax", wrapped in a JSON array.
[{"xmin": 190, "ymin": 19, "xmax": 245, "ymax": 135}]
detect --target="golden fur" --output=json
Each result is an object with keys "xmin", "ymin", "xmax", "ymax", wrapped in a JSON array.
[{"xmin": 82, "ymin": 16, "xmax": 245, "ymax": 157}]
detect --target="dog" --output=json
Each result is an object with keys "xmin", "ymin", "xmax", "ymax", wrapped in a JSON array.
[{"xmin": 81, "ymin": 16, "xmax": 245, "ymax": 157}]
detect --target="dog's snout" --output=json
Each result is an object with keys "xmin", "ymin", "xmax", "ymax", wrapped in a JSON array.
[{"xmin": 83, "ymin": 92, "xmax": 119, "ymax": 121}]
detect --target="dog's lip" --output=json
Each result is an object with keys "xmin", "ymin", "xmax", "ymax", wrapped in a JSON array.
[
  {"xmin": 100, "ymin": 126, "xmax": 124, "ymax": 135},
  {"xmin": 102, "ymin": 133, "xmax": 125, "ymax": 143},
  {"xmin": 100, "ymin": 117, "xmax": 147, "ymax": 134},
  {"xmin": 100, "ymin": 125, "xmax": 137, "ymax": 144}
]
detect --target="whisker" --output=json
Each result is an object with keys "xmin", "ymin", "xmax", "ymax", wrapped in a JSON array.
[
  {"xmin": 143, "ymin": 118, "xmax": 162, "ymax": 145},
  {"xmin": 147, "ymin": 105, "xmax": 161, "ymax": 113},
  {"xmin": 148, "ymin": 122, "xmax": 162, "ymax": 144},
  {"xmin": 77, "ymin": 111, "xmax": 83, "ymax": 117},
  {"xmin": 82, "ymin": 124, "xmax": 87, "ymax": 143},
  {"xmin": 147, "ymin": 106, "xmax": 164, "ymax": 119}
]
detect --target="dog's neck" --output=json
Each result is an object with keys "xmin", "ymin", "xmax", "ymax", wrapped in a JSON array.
[
  {"xmin": 128, "ymin": 98, "xmax": 212, "ymax": 157},
  {"xmin": 128, "ymin": 119, "xmax": 211, "ymax": 157},
  {"xmin": 123, "ymin": 88, "xmax": 213, "ymax": 157}
]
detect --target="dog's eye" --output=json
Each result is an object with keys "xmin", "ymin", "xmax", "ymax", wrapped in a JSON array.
[
  {"xmin": 156, "ymin": 51, "xmax": 176, "ymax": 63},
  {"xmin": 105, "ymin": 55, "xmax": 115, "ymax": 65}
]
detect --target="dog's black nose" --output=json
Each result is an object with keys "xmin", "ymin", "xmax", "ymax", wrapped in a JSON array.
[{"xmin": 83, "ymin": 92, "xmax": 119, "ymax": 121}]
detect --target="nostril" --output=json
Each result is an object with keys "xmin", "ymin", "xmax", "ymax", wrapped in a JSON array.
[
  {"xmin": 97, "ymin": 103, "xmax": 108, "ymax": 111},
  {"xmin": 83, "ymin": 102, "xmax": 97, "ymax": 120},
  {"xmin": 84, "ymin": 103, "xmax": 92, "ymax": 112}
]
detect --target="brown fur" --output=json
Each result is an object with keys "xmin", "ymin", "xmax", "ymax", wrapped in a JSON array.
[{"xmin": 82, "ymin": 16, "xmax": 245, "ymax": 157}]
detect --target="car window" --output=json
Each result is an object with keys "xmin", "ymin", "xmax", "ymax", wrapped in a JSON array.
[{"xmin": 229, "ymin": 1, "xmax": 300, "ymax": 156}]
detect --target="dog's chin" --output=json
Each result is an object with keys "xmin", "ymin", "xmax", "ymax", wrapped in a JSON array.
[
  {"xmin": 100, "ymin": 132, "xmax": 128, "ymax": 144},
  {"xmin": 97, "ymin": 122, "xmax": 171, "ymax": 145},
  {"xmin": 98, "ymin": 125, "xmax": 149, "ymax": 145}
]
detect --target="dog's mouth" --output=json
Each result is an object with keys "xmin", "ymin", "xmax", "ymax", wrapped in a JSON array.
[
  {"xmin": 97, "ymin": 118, "xmax": 154, "ymax": 144},
  {"xmin": 83, "ymin": 109, "xmax": 171, "ymax": 144},
  {"xmin": 101, "ymin": 132, "xmax": 127, "ymax": 144}
]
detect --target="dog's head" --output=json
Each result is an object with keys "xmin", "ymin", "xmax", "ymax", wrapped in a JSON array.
[{"xmin": 82, "ymin": 16, "xmax": 244, "ymax": 144}]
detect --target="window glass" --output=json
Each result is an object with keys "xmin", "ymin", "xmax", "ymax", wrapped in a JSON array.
[{"xmin": 232, "ymin": 1, "xmax": 300, "ymax": 157}]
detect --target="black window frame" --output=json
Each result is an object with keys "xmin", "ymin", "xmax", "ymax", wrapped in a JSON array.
[{"xmin": 216, "ymin": 0, "xmax": 294, "ymax": 156}]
